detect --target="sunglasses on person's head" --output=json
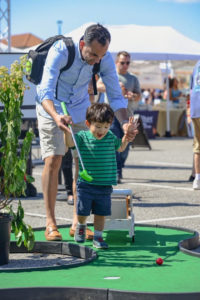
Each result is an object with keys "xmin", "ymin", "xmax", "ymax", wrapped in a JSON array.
[{"xmin": 119, "ymin": 61, "xmax": 130, "ymax": 65}]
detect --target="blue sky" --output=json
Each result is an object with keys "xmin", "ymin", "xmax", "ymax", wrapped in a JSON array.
[{"xmin": 11, "ymin": 0, "xmax": 200, "ymax": 43}]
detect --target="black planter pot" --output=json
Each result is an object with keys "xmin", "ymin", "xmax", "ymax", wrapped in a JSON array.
[{"xmin": 0, "ymin": 213, "xmax": 11, "ymax": 265}]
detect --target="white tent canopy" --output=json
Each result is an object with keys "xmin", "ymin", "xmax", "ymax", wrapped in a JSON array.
[
  {"xmin": 21, "ymin": 22, "xmax": 200, "ymax": 60},
  {"xmin": 66, "ymin": 23, "xmax": 200, "ymax": 61}
]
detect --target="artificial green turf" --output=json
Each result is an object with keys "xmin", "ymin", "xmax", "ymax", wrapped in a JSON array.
[{"xmin": 1, "ymin": 226, "xmax": 200, "ymax": 293}]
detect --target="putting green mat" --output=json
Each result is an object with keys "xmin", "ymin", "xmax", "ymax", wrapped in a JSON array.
[{"xmin": 1, "ymin": 226, "xmax": 200, "ymax": 293}]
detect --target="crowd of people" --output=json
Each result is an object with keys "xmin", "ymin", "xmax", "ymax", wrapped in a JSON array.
[
  {"xmin": 35, "ymin": 23, "xmax": 200, "ymax": 249},
  {"xmin": 138, "ymin": 77, "xmax": 188, "ymax": 109}
]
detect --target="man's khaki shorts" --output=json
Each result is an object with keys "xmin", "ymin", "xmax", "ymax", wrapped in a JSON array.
[
  {"xmin": 64, "ymin": 122, "xmax": 88, "ymax": 159},
  {"xmin": 192, "ymin": 118, "xmax": 200, "ymax": 154},
  {"xmin": 37, "ymin": 111, "xmax": 66, "ymax": 160}
]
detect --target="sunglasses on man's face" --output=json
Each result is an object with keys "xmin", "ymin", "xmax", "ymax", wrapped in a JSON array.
[{"xmin": 119, "ymin": 61, "xmax": 130, "ymax": 65}]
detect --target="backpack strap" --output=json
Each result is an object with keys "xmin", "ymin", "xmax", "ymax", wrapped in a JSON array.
[
  {"xmin": 56, "ymin": 37, "xmax": 75, "ymax": 98},
  {"xmin": 35, "ymin": 34, "xmax": 65, "ymax": 52},
  {"xmin": 60, "ymin": 37, "xmax": 75, "ymax": 72}
]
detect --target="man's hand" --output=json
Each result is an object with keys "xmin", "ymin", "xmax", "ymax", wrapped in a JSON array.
[
  {"xmin": 42, "ymin": 99, "xmax": 72, "ymax": 133},
  {"xmin": 54, "ymin": 114, "xmax": 72, "ymax": 133},
  {"xmin": 122, "ymin": 116, "xmax": 139, "ymax": 142}
]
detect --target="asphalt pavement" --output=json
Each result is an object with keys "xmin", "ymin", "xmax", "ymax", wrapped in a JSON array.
[{"xmin": 12, "ymin": 136, "xmax": 200, "ymax": 236}]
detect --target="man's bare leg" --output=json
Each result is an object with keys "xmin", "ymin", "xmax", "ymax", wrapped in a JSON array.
[
  {"xmin": 42, "ymin": 155, "xmax": 62, "ymax": 227},
  {"xmin": 194, "ymin": 153, "xmax": 200, "ymax": 174}
]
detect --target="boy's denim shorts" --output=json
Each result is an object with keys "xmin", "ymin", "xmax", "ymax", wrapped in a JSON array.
[{"xmin": 76, "ymin": 181, "xmax": 113, "ymax": 216}]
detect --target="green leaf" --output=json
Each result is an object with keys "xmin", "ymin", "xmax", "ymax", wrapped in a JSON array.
[
  {"xmin": 16, "ymin": 230, "xmax": 23, "ymax": 239},
  {"xmin": 8, "ymin": 183, "xmax": 17, "ymax": 194},
  {"xmin": 16, "ymin": 236, "xmax": 23, "ymax": 247},
  {"xmin": 17, "ymin": 201, "xmax": 24, "ymax": 219},
  {"xmin": 27, "ymin": 239, "xmax": 35, "ymax": 251},
  {"xmin": 26, "ymin": 174, "xmax": 35, "ymax": 183},
  {"xmin": 14, "ymin": 226, "xmax": 19, "ymax": 236}
]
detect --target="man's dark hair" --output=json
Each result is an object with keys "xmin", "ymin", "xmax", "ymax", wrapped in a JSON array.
[
  {"xmin": 84, "ymin": 23, "xmax": 111, "ymax": 46},
  {"xmin": 86, "ymin": 103, "xmax": 114, "ymax": 124}
]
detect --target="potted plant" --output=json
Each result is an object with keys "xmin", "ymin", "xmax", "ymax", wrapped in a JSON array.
[{"xmin": 0, "ymin": 55, "xmax": 35, "ymax": 265}]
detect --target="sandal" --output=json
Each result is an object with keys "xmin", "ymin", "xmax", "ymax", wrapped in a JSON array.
[
  {"xmin": 69, "ymin": 227, "xmax": 94, "ymax": 240},
  {"xmin": 45, "ymin": 225, "xmax": 62, "ymax": 241}
]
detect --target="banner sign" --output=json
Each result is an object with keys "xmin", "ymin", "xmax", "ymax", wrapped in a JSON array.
[{"xmin": 134, "ymin": 110, "xmax": 159, "ymax": 139}]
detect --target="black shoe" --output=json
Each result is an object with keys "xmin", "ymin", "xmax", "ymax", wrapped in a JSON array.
[
  {"xmin": 117, "ymin": 175, "xmax": 122, "ymax": 184},
  {"xmin": 188, "ymin": 175, "xmax": 195, "ymax": 182}
]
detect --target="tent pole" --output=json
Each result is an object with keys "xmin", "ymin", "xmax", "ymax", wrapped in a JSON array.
[{"xmin": 165, "ymin": 60, "xmax": 171, "ymax": 137}]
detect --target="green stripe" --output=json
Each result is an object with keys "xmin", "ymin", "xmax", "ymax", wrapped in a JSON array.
[{"xmin": 76, "ymin": 130, "xmax": 119, "ymax": 185}]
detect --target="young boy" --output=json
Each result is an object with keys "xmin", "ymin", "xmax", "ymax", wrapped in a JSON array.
[{"xmin": 66, "ymin": 103, "xmax": 137, "ymax": 249}]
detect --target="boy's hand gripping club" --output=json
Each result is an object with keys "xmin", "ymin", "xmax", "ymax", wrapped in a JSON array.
[{"xmin": 61, "ymin": 102, "xmax": 93, "ymax": 182}]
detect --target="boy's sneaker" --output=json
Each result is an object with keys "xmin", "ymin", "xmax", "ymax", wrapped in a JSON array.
[
  {"xmin": 74, "ymin": 224, "xmax": 86, "ymax": 243},
  {"xmin": 193, "ymin": 179, "xmax": 200, "ymax": 190},
  {"xmin": 93, "ymin": 237, "xmax": 108, "ymax": 249}
]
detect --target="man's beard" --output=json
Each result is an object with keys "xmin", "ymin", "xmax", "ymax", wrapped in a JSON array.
[{"xmin": 84, "ymin": 55, "xmax": 95, "ymax": 65}]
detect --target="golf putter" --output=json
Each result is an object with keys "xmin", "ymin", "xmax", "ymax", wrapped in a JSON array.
[{"xmin": 61, "ymin": 102, "xmax": 93, "ymax": 182}]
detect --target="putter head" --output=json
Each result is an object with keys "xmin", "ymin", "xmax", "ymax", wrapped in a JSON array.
[{"xmin": 80, "ymin": 169, "xmax": 93, "ymax": 182}]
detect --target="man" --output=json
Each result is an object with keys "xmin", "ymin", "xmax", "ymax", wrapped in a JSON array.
[
  {"xmin": 114, "ymin": 51, "xmax": 141, "ymax": 182},
  {"xmin": 190, "ymin": 60, "xmax": 200, "ymax": 190},
  {"xmin": 115, "ymin": 51, "xmax": 141, "ymax": 113},
  {"xmin": 97, "ymin": 51, "xmax": 141, "ymax": 183},
  {"xmin": 36, "ymin": 24, "xmax": 138, "ymax": 241}
]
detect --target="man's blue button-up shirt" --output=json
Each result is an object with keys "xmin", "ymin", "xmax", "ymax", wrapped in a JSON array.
[{"xmin": 36, "ymin": 37, "xmax": 127, "ymax": 123}]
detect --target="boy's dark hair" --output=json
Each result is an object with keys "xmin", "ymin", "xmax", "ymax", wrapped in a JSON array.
[
  {"xmin": 86, "ymin": 103, "xmax": 114, "ymax": 124},
  {"xmin": 84, "ymin": 23, "xmax": 111, "ymax": 46}
]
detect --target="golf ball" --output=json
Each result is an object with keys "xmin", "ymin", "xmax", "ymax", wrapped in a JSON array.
[{"xmin": 156, "ymin": 257, "xmax": 163, "ymax": 265}]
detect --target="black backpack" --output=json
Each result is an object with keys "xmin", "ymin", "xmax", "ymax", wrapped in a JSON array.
[{"xmin": 26, "ymin": 35, "xmax": 100, "ymax": 95}]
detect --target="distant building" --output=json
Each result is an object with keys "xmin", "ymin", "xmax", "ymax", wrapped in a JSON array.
[{"xmin": 1, "ymin": 33, "xmax": 43, "ymax": 49}]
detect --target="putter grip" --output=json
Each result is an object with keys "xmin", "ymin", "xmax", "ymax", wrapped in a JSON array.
[
  {"xmin": 61, "ymin": 102, "xmax": 68, "ymax": 116},
  {"xmin": 61, "ymin": 102, "xmax": 72, "ymax": 129}
]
